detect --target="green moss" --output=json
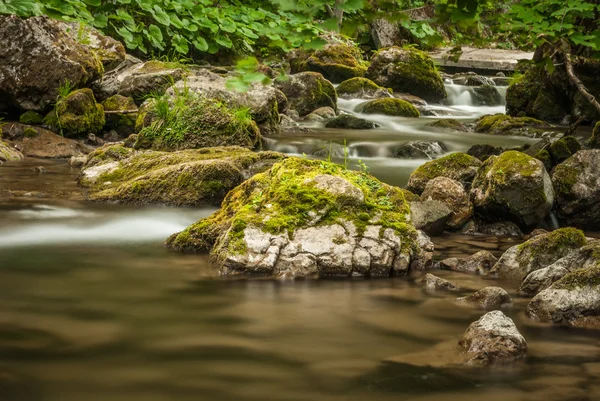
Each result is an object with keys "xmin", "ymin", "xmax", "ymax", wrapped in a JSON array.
[
  {"xmin": 23, "ymin": 127, "xmax": 39, "ymax": 138},
  {"xmin": 552, "ymin": 155, "xmax": 585, "ymax": 198},
  {"xmin": 305, "ymin": 43, "xmax": 367, "ymax": 83},
  {"xmin": 534, "ymin": 149, "xmax": 553, "ymax": 171},
  {"xmin": 407, "ymin": 152, "xmax": 481, "ymax": 194},
  {"xmin": 102, "ymin": 95, "xmax": 138, "ymax": 136},
  {"xmin": 549, "ymin": 136, "xmax": 581, "ymax": 164},
  {"xmin": 589, "ymin": 121, "xmax": 600, "ymax": 149},
  {"xmin": 427, "ymin": 119, "xmax": 467, "ymax": 131},
  {"xmin": 44, "ymin": 89, "xmax": 105, "ymax": 137},
  {"xmin": 19, "ymin": 111, "xmax": 43, "ymax": 125},
  {"xmin": 482, "ymin": 150, "xmax": 542, "ymax": 181},
  {"xmin": 518, "ymin": 227, "xmax": 587, "ymax": 261},
  {"xmin": 553, "ymin": 264, "xmax": 600, "ymax": 290},
  {"xmin": 474, "ymin": 114, "xmax": 550, "ymax": 135},
  {"xmin": 336, "ymin": 77, "xmax": 388, "ymax": 96},
  {"xmin": 360, "ymin": 98, "xmax": 419, "ymax": 117}
]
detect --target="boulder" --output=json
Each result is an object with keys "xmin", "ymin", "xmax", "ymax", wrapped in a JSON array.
[
  {"xmin": 527, "ymin": 264, "xmax": 600, "ymax": 328},
  {"xmin": 459, "ymin": 311, "xmax": 527, "ymax": 365},
  {"xmin": 0, "ymin": 140, "xmax": 23, "ymax": 164},
  {"xmin": 440, "ymin": 250, "xmax": 498, "ymax": 275},
  {"xmin": 0, "ymin": 15, "xmax": 125, "ymax": 112},
  {"xmin": 134, "ymin": 96, "xmax": 262, "ymax": 151},
  {"xmin": 294, "ymin": 43, "xmax": 367, "ymax": 83},
  {"xmin": 552, "ymin": 150, "xmax": 600, "ymax": 230},
  {"xmin": 359, "ymin": 98, "xmax": 420, "ymax": 117},
  {"xmin": 409, "ymin": 199, "xmax": 452, "ymax": 236},
  {"xmin": 276, "ymin": 72, "xmax": 337, "ymax": 117},
  {"xmin": 336, "ymin": 77, "xmax": 392, "ymax": 99},
  {"xmin": 406, "ymin": 152, "xmax": 482, "ymax": 195},
  {"xmin": 166, "ymin": 157, "xmax": 430, "ymax": 277},
  {"xmin": 488, "ymin": 227, "xmax": 587, "ymax": 281},
  {"xmin": 421, "ymin": 273, "xmax": 459, "ymax": 292},
  {"xmin": 0, "ymin": 123, "xmax": 91, "ymax": 158},
  {"xmin": 101, "ymin": 95, "xmax": 138, "ymax": 137},
  {"xmin": 548, "ymin": 136, "xmax": 581, "ymax": 165},
  {"xmin": 478, "ymin": 221, "xmax": 524, "ymax": 237},
  {"xmin": 520, "ymin": 241, "xmax": 600, "ymax": 296},
  {"xmin": 19, "ymin": 111, "xmax": 43, "ymax": 125},
  {"xmin": 79, "ymin": 145, "xmax": 285, "ymax": 206},
  {"xmin": 474, "ymin": 114, "xmax": 551, "ymax": 137},
  {"xmin": 366, "ymin": 47, "xmax": 446, "ymax": 102},
  {"xmin": 466, "ymin": 144, "xmax": 503, "ymax": 162},
  {"xmin": 457, "ymin": 286, "xmax": 513, "ymax": 309},
  {"xmin": 393, "ymin": 141, "xmax": 444, "ymax": 160},
  {"xmin": 303, "ymin": 107, "xmax": 336, "ymax": 121},
  {"xmin": 325, "ymin": 114, "xmax": 378, "ymax": 130},
  {"xmin": 470, "ymin": 151, "xmax": 554, "ymax": 228},
  {"xmin": 43, "ymin": 89, "xmax": 105, "ymax": 137},
  {"xmin": 470, "ymin": 84, "xmax": 504, "ymax": 106},
  {"xmin": 589, "ymin": 121, "xmax": 600, "ymax": 149},
  {"xmin": 427, "ymin": 119, "xmax": 468, "ymax": 132},
  {"xmin": 420, "ymin": 177, "xmax": 473, "ymax": 229}
]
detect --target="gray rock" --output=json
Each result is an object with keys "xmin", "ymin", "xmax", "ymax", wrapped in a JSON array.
[
  {"xmin": 421, "ymin": 177, "xmax": 473, "ymax": 229},
  {"xmin": 478, "ymin": 221, "xmax": 524, "ymax": 237},
  {"xmin": 393, "ymin": 141, "xmax": 444, "ymax": 160},
  {"xmin": 466, "ymin": 144, "xmax": 503, "ymax": 162},
  {"xmin": 406, "ymin": 153, "xmax": 482, "ymax": 195},
  {"xmin": 421, "ymin": 273, "xmax": 459, "ymax": 292},
  {"xmin": 325, "ymin": 114, "xmax": 378, "ymax": 130},
  {"xmin": 471, "ymin": 84, "xmax": 504, "ymax": 106},
  {"xmin": 440, "ymin": 250, "xmax": 498, "ymax": 275},
  {"xmin": 370, "ymin": 18, "xmax": 401, "ymax": 49},
  {"xmin": 276, "ymin": 72, "xmax": 336, "ymax": 117},
  {"xmin": 410, "ymin": 199, "xmax": 452, "ymax": 236},
  {"xmin": 458, "ymin": 286, "xmax": 513, "ymax": 309},
  {"xmin": 459, "ymin": 310, "xmax": 527, "ymax": 365},
  {"xmin": 303, "ymin": 106, "xmax": 336, "ymax": 121}
]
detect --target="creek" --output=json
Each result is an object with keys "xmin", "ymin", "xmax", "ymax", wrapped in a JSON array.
[{"xmin": 1, "ymin": 81, "xmax": 598, "ymax": 401}]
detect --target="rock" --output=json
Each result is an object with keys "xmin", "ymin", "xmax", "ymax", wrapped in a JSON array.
[
  {"xmin": 276, "ymin": 72, "xmax": 336, "ymax": 117},
  {"xmin": 31, "ymin": 166, "xmax": 47, "ymax": 174},
  {"xmin": 488, "ymin": 227, "xmax": 587, "ymax": 281},
  {"xmin": 43, "ymin": 89, "xmax": 105, "ymax": 137},
  {"xmin": 589, "ymin": 121, "xmax": 600, "ymax": 149},
  {"xmin": 466, "ymin": 144, "xmax": 504, "ymax": 162},
  {"xmin": 452, "ymin": 74, "xmax": 495, "ymax": 86},
  {"xmin": 303, "ymin": 107, "xmax": 336, "ymax": 121},
  {"xmin": 393, "ymin": 93, "xmax": 427, "ymax": 106},
  {"xmin": 1, "ymin": 123, "xmax": 90, "ymax": 158},
  {"xmin": 552, "ymin": 150, "xmax": 600, "ymax": 230},
  {"xmin": 457, "ymin": 286, "xmax": 513, "ymax": 309},
  {"xmin": 427, "ymin": 119, "xmax": 468, "ymax": 132},
  {"xmin": 459, "ymin": 310, "xmax": 527, "ymax": 365},
  {"xmin": 440, "ymin": 250, "xmax": 498, "ymax": 275},
  {"xmin": 366, "ymin": 47, "xmax": 446, "ymax": 103},
  {"xmin": 470, "ymin": 151, "xmax": 554, "ymax": 228},
  {"xmin": 325, "ymin": 114, "xmax": 378, "ymax": 130},
  {"xmin": 548, "ymin": 136, "xmax": 581, "ymax": 165},
  {"xmin": 478, "ymin": 221, "xmax": 524, "ymax": 237},
  {"xmin": 470, "ymin": 84, "xmax": 504, "ymax": 106},
  {"xmin": 280, "ymin": 114, "xmax": 301, "ymax": 131},
  {"xmin": 70, "ymin": 156, "xmax": 86, "ymax": 167},
  {"xmin": 101, "ymin": 95, "xmax": 138, "ymax": 137},
  {"xmin": 359, "ymin": 98, "xmax": 420, "ymax": 117},
  {"xmin": 520, "ymin": 241, "xmax": 600, "ymax": 296},
  {"xmin": 393, "ymin": 140, "xmax": 444, "ymax": 160},
  {"xmin": 421, "ymin": 177, "xmax": 473, "ymax": 229},
  {"xmin": 86, "ymin": 133, "xmax": 104, "ymax": 146},
  {"xmin": 421, "ymin": 273, "xmax": 459, "ymax": 292},
  {"xmin": 0, "ymin": 15, "xmax": 124, "ymax": 112},
  {"xmin": 527, "ymin": 264, "xmax": 600, "ymax": 328},
  {"xmin": 103, "ymin": 130, "xmax": 121, "ymax": 143},
  {"xmin": 19, "ymin": 111, "xmax": 43, "ymax": 125},
  {"xmin": 474, "ymin": 114, "xmax": 551, "ymax": 137},
  {"xmin": 409, "ymin": 199, "xmax": 452, "ymax": 236},
  {"xmin": 134, "ymin": 96, "xmax": 262, "ymax": 151},
  {"xmin": 291, "ymin": 43, "xmax": 367, "ymax": 83},
  {"xmin": 336, "ymin": 77, "xmax": 392, "ymax": 99},
  {"xmin": 0, "ymin": 140, "xmax": 24, "ymax": 164},
  {"xmin": 406, "ymin": 152, "xmax": 482, "ymax": 195},
  {"xmin": 370, "ymin": 18, "xmax": 401, "ymax": 49},
  {"xmin": 79, "ymin": 145, "xmax": 286, "ymax": 206},
  {"xmin": 166, "ymin": 157, "xmax": 429, "ymax": 277}
]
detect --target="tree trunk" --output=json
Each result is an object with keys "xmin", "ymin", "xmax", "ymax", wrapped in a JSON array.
[{"xmin": 334, "ymin": 0, "xmax": 344, "ymax": 32}]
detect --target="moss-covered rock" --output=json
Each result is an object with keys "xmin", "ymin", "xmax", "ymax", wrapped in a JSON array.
[
  {"xmin": 548, "ymin": 136, "xmax": 581, "ymax": 165},
  {"xmin": 305, "ymin": 44, "xmax": 368, "ymax": 83},
  {"xmin": 359, "ymin": 98, "xmax": 420, "ymax": 117},
  {"xmin": 470, "ymin": 151, "xmax": 554, "ymax": 228},
  {"xmin": 474, "ymin": 114, "xmax": 551, "ymax": 137},
  {"xmin": 406, "ymin": 152, "xmax": 482, "ymax": 195},
  {"xmin": 134, "ymin": 96, "xmax": 262, "ymax": 151},
  {"xmin": 589, "ymin": 121, "xmax": 600, "ymax": 149},
  {"xmin": 275, "ymin": 72, "xmax": 337, "ymax": 117},
  {"xmin": 325, "ymin": 114, "xmax": 378, "ymax": 129},
  {"xmin": 79, "ymin": 145, "xmax": 286, "ymax": 206},
  {"xmin": 471, "ymin": 84, "xmax": 504, "ymax": 106},
  {"xmin": 19, "ymin": 111, "xmax": 43, "ymax": 125},
  {"xmin": 166, "ymin": 157, "xmax": 432, "ymax": 277},
  {"xmin": 366, "ymin": 47, "xmax": 446, "ymax": 103},
  {"xmin": 44, "ymin": 89, "xmax": 105, "ymax": 137},
  {"xmin": 489, "ymin": 227, "xmax": 587, "ymax": 281},
  {"xmin": 101, "ymin": 95, "xmax": 138, "ymax": 137},
  {"xmin": 552, "ymin": 150, "xmax": 600, "ymax": 230},
  {"xmin": 336, "ymin": 77, "xmax": 392, "ymax": 99},
  {"xmin": 0, "ymin": 140, "xmax": 24, "ymax": 163},
  {"xmin": 428, "ymin": 119, "xmax": 468, "ymax": 132}
]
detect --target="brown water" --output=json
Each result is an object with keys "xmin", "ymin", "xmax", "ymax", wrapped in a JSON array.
[{"xmin": 1, "ymin": 159, "xmax": 599, "ymax": 401}]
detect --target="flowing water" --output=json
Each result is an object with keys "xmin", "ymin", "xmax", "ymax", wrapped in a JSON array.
[{"xmin": 1, "ymin": 82, "xmax": 599, "ymax": 401}]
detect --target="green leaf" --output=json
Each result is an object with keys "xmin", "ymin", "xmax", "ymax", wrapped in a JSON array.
[{"xmin": 193, "ymin": 37, "xmax": 209, "ymax": 52}]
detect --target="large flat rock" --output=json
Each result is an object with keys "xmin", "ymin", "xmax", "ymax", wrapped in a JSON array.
[{"xmin": 429, "ymin": 47, "xmax": 534, "ymax": 72}]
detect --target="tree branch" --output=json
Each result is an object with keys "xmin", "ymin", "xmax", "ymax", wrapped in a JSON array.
[
  {"xmin": 104, "ymin": 110, "xmax": 139, "ymax": 114},
  {"xmin": 559, "ymin": 39, "xmax": 600, "ymax": 115},
  {"xmin": 325, "ymin": 4, "xmax": 334, "ymax": 18}
]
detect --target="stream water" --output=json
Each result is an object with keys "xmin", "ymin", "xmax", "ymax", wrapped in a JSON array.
[{"xmin": 1, "ymin": 82, "xmax": 598, "ymax": 401}]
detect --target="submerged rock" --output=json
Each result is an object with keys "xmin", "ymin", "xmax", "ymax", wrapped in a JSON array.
[
  {"xmin": 325, "ymin": 114, "xmax": 378, "ymax": 130},
  {"xmin": 406, "ymin": 152, "xmax": 482, "ymax": 195},
  {"xmin": 336, "ymin": 77, "xmax": 392, "ymax": 99},
  {"xmin": 366, "ymin": 47, "xmax": 446, "ymax": 102},
  {"xmin": 359, "ymin": 98, "xmax": 420, "ymax": 117},
  {"xmin": 527, "ymin": 264, "xmax": 600, "ymax": 328},
  {"xmin": 427, "ymin": 119, "xmax": 468, "ymax": 132},
  {"xmin": 474, "ymin": 114, "xmax": 551, "ymax": 137},
  {"xmin": 393, "ymin": 141, "xmax": 444, "ymax": 160},
  {"xmin": 167, "ymin": 158, "xmax": 430, "ymax": 278},
  {"xmin": 421, "ymin": 273, "xmax": 459, "ymax": 292},
  {"xmin": 457, "ymin": 286, "xmax": 513, "ymax": 309},
  {"xmin": 420, "ymin": 177, "xmax": 473, "ymax": 229},
  {"xmin": 276, "ymin": 72, "xmax": 336, "ymax": 117},
  {"xmin": 440, "ymin": 250, "xmax": 498, "ymax": 275},
  {"xmin": 79, "ymin": 145, "xmax": 285, "ymax": 206},
  {"xmin": 43, "ymin": 89, "xmax": 105, "ymax": 137},
  {"xmin": 470, "ymin": 151, "xmax": 554, "ymax": 228},
  {"xmin": 459, "ymin": 310, "xmax": 527, "ymax": 365},
  {"xmin": 489, "ymin": 227, "xmax": 587, "ymax": 281},
  {"xmin": 552, "ymin": 150, "xmax": 600, "ymax": 231}
]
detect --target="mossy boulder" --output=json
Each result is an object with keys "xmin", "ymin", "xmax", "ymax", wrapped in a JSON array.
[
  {"xmin": 474, "ymin": 114, "xmax": 551, "ymax": 137},
  {"xmin": 470, "ymin": 151, "xmax": 555, "ymax": 228},
  {"xmin": 19, "ymin": 111, "xmax": 43, "ymax": 125},
  {"xmin": 470, "ymin": 84, "xmax": 503, "ymax": 106},
  {"xmin": 166, "ymin": 157, "xmax": 433, "ymax": 278},
  {"xmin": 101, "ymin": 95, "xmax": 138, "ymax": 137},
  {"xmin": 428, "ymin": 119, "xmax": 468, "ymax": 132},
  {"xmin": 527, "ymin": 264, "xmax": 600, "ymax": 328},
  {"xmin": 359, "ymin": 98, "xmax": 420, "ymax": 117},
  {"xmin": 43, "ymin": 89, "xmax": 105, "ymax": 137},
  {"xmin": 489, "ymin": 227, "xmax": 587, "ymax": 281},
  {"xmin": 336, "ymin": 77, "xmax": 392, "ymax": 99},
  {"xmin": 303, "ymin": 44, "xmax": 368, "ymax": 83},
  {"xmin": 589, "ymin": 121, "xmax": 600, "ymax": 149},
  {"xmin": 134, "ymin": 96, "xmax": 262, "ymax": 151},
  {"xmin": 548, "ymin": 136, "xmax": 581, "ymax": 165},
  {"xmin": 0, "ymin": 140, "xmax": 24, "ymax": 164},
  {"xmin": 366, "ymin": 47, "xmax": 446, "ymax": 103},
  {"xmin": 406, "ymin": 152, "xmax": 482, "ymax": 195},
  {"xmin": 551, "ymin": 150, "xmax": 600, "ymax": 230},
  {"xmin": 79, "ymin": 145, "xmax": 285, "ymax": 206},
  {"xmin": 276, "ymin": 72, "xmax": 337, "ymax": 117}
]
